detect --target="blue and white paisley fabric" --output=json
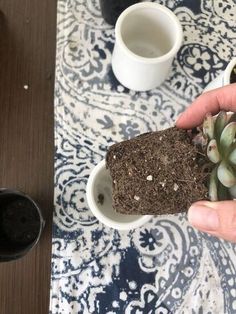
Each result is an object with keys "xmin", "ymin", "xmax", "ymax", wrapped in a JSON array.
[{"xmin": 50, "ymin": 1, "xmax": 236, "ymax": 313}]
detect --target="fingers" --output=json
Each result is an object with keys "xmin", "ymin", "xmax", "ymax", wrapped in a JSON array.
[
  {"xmin": 176, "ymin": 83, "xmax": 236, "ymax": 129},
  {"xmin": 188, "ymin": 200, "xmax": 236, "ymax": 242}
]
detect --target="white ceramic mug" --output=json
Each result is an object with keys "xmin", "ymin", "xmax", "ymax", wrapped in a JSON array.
[
  {"xmin": 204, "ymin": 57, "xmax": 236, "ymax": 92},
  {"xmin": 111, "ymin": 2, "xmax": 183, "ymax": 91}
]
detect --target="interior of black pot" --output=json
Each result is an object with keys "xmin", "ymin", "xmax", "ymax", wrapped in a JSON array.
[{"xmin": 0, "ymin": 192, "xmax": 42, "ymax": 261}]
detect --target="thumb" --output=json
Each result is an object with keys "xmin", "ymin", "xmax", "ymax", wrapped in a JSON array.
[{"xmin": 188, "ymin": 200, "xmax": 236, "ymax": 242}]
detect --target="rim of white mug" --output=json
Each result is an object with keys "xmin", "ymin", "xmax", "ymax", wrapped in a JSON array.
[
  {"xmin": 115, "ymin": 2, "xmax": 183, "ymax": 64},
  {"xmin": 224, "ymin": 57, "xmax": 236, "ymax": 85},
  {"xmin": 86, "ymin": 159, "xmax": 152, "ymax": 230}
]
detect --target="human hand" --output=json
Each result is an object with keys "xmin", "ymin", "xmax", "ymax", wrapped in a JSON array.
[{"xmin": 176, "ymin": 83, "xmax": 236, "ymax": 242}]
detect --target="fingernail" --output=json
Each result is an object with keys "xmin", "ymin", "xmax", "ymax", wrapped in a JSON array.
[{"xmin": 188, "ymin": 204, "xmax": 220, "ymax": 231}]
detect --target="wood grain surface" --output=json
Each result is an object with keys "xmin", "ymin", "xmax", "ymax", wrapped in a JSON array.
[{"xmin": 0, "ymin": 0, "xmax": 56, "ymax": 313}]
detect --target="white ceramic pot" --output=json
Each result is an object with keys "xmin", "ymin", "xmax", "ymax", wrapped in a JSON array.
[
  {"xmin": 86, "ymin": 160, "xmax": 152, "ymax": 230},
  {"xmin": 204, "ymin": 57, "xmax": 236, "ymax": 92},
  {"xmin": 111, "ymin": 2, "xmax": 183, "ymax": 91}
]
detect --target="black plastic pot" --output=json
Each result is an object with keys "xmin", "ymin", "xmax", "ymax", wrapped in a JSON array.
[
  {"xmin": 0, "ymin": 189, "xmax": 44, "ymax": 262},
  {"xmin": 99, "ymin": 0, "xmax": 141, "ymax": 26}
]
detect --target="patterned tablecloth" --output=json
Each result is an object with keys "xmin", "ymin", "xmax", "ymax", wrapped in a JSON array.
[{"xmin": 50, "ymin": 1, "xmax": 236, "ymax": 313}]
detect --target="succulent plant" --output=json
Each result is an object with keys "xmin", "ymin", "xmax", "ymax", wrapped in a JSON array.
[{"xmin": 203, "ymin": 111, "xmax": 236, "ymax": 201}]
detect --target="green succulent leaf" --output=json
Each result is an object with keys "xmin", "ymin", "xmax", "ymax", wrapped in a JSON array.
[
  {"xmin": 203, "ymin": 113, "xmax": 214, "ymax": 140},
  {"xmin": 207, "ymin": 139, "xmax": 221, "ymax": 163},
  {"xmin": 229, "ymin": 184, "xmax": 236, "ymax": 199},
  {"xmin": 228, "ymin": 148, "xmax": 236, "ymax": 165},
  {"xmin": 215, "ymin": 111, "xmax": 227, "ymax": 142},
  {"xmin": 218, "ymin": 181, "xmax": 230, "ymax": 200},
  {"xmin": 220, "ymin": 122, "xmax": 236, "ymax": 153},
  {"xmin": 228, "ymin": 113, "xmax": 236, "ymax": 124},
  {"xmin": 209, "ymin": 166, "xmax": 218, "ymax": 201},
  {"xmin": 217, "ymin": 160, "xmax": 236, "ymax": 188}
]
